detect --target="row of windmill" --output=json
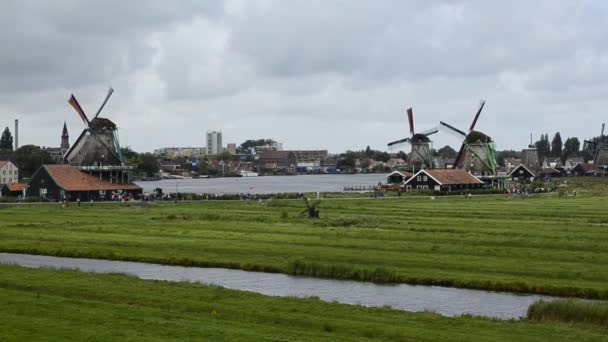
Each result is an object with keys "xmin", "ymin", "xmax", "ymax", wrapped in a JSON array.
[{"xmin": 388, "ymin": 101, "xmax": 608, "ymax": 175}]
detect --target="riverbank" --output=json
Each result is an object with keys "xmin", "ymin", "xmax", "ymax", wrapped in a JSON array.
[
  {"xmin": 1, "ymin": 264, "xmax": 606, "ymax": 341},
  {"xmin": 1, "ymin": 194, "xmax": 607, "ymax": 299}
]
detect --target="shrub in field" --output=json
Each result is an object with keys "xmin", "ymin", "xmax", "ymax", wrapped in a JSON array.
[
  {"xmin": 287, "ymin": 259, "xmax": 398, "ymax": 283},
  {"xmin": 527, "ymin": 300, "xmax": 608, "ymax": 327},
  {"xmin": 313, "ymin": 216, "xmax": 381, "ymax": 228}
]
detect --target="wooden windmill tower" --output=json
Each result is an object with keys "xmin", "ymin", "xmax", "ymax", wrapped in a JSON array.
[
  {"xmin": 439, "ymin": 101, "xmax": 497, "ymax": 175},
  {"xmin": 64, "ymin": 88, "xmax": 133, "ymax": 184},
  {"xmin": 584, "ymin": 123, "xmax": 608, "ymax": 167},
  {"xmin": 388, "ymin": 107, "xmax": 439, "ymax": 169}
]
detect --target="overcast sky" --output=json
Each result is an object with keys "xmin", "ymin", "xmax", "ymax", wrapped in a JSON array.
[{"xmin": 0, "ymin": 0, "xmax": 606, "ymax": 153}]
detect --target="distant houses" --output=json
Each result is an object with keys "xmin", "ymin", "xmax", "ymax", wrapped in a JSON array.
[
  {"xmin": 572, "ymin": 163, "xmax": 604, "ymax": 177},
  {"xmin": 257, "ymin": 151, "xmax": 297, "ymax": 174}
]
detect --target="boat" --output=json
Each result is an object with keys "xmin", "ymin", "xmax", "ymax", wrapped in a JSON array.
[{"xmin": 239, "ymin": 170, "xmax": 259, "ymax": 177}]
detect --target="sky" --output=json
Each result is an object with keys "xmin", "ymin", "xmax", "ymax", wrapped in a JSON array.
[{"xmin": 0, "ymin": 0, "xmax": 606, "ymax": 154}]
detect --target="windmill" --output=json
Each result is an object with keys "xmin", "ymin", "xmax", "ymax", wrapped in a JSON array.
[
  {"xmin": 439, "ymin": 100, "xmax": 497, "ymax": 175},
  {"xmin": 298, "ymin": 197, "xmax": 321, "ymax": 219},
  {"xmin": 64, "ymin": 88, "xmax": 125, "ymax": 167},
  {"xmin": 584, "ymin": 123, "xmax": 607, "ymax": 167},
  {"xmin": 388, "ymin": 108, "xmax": 439, "ymax": 169}
]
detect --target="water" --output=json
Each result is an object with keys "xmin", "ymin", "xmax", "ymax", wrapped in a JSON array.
[
  {"xmin": 0, "ymin": 253, "xmax": 558, "ymax": 319},
  {"xmin": 136, "ymin": 174, "xmax": 386, "ymax": 194}
]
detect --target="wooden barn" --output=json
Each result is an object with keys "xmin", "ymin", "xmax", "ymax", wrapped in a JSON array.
[
  {"xmin": 26, "ymin": 165, "xmax": 142, "ymax": 201},
  {"xmin": 572, "ymin": 163, "xmax": 604, "ymax": 177},
  {"xmin": 403, "ymin": 169, "xmax": 484, "ymax": 192},
  {"xmin": 386, "ymin": 170, "xmax": 413, "ymax": 184},
  {"xmin": 508, "ymin": 164, "xmax": 536, "ymax": 183}
]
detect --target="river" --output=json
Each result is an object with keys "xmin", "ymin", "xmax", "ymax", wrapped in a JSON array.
[
  {"xmin": 0, "ymin": 253, "xmax": 559, "ymax": 319},
  {"xmin": 135, "ymin": 174, "xmax": 387, "ymax": 194}
]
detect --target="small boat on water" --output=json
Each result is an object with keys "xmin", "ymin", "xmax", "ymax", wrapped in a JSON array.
[{"xmin": 239, "ymin": 170, "xmax": 259, "ymax": 177}]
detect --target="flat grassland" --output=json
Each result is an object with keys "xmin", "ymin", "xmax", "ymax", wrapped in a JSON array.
[
  {"xmin": 1, "ymin": 264, "xmax": 607, "ymax": 342},
  {"xmin": 1, "ymin": 188, "xmax": 608, "ymax": 298}
]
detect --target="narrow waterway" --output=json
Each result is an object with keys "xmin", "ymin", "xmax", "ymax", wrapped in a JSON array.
[{"xmin": 0, "ymin": 253, "xmax": 558, "ymax": 319}]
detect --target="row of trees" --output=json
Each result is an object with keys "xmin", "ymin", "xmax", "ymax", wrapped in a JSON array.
[{"xmin": 534, "ymin": 133, "xmax": 592, "ymax": 164}]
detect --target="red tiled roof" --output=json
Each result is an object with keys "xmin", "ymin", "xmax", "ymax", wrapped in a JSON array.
[
  {"xmin": 424, "ymin": 169, "xmax": 483, "ymax": 185},
  {"xmin": 577, "ymin": 163, "xmax": 601, "ymax": 172},
  {"xmin": 43, "ymin": 165, "xmax": 141, "ymax": 191},
  {"xmin": 7, "ymin": 183, "xmax": 26, "ymax": 192},
  {"xmin": 0, "ymin": 161, "xmax": 8, "ymax": 168}
]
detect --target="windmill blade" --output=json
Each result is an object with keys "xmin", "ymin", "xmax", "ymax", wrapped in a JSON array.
[
  {"xmin": 407, "ymin": 108, "xmax": 415, "ymax": 136},
  {"xmin": 68, "ymin": 95, "xmax": 90, "ymax": 125},
  {"xmin": 452, "ymin": 143, "xmax": 467, "ymax": 169},
  {"xmin": 469, "ymin": 100, "xmax": 486, "ymax": 132},
  {"xmin": 303, "ymin": 197, "xmax": 311, "ymax": 209},
  {"xmin": 298, "ymin": 208, "xmax": 309, "ymax": 217},
  {"xmin": 439, "ymin": 121, "xmax": 467, "ymax": 137},
  {"xmin": 388, "ymin": 137, "xmax": 411, "ymax": 147},
  {"xmin": 309, "ymin": 200, "xmax": 321, "ymax": 208},
  {"xmin": 94, "ymin": 87, "xmax": 114, "ymax": 119},
  {"xmin": 420, "ymin": 126, "xmax": 439, "ymax": 137}
]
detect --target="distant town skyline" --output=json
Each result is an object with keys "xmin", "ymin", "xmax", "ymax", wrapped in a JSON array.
[{"xmin": 0, "ymin": 1, "xmax": 606, "ymax": 154}]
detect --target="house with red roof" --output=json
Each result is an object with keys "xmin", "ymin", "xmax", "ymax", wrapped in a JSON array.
[
  {"xmin": 0, "ymin": 182, "xmax": 27, "ymax": 197},
  {"xmin": 572, "ymin": 163, "xmax": 604, "ymax": 177},
  {"xmin": 26, "ymin": 165, "xmax": 142, "ymax": 201},
  {"xmin": 403, "ymin": 169, "xmax": 484, "ymax": 192}
]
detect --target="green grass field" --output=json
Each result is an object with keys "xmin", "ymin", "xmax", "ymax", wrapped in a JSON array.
[
  {"xmin": 1, "ymin": 264, "xmax": 607, "ymax": 341},
  {"xmin": 1, "ymin": 186, "xmax": 608, "ymax": 298}
]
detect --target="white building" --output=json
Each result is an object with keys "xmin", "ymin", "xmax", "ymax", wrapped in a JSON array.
[
  {"xmin": 154, "ymin": 147, "xmax": 206, "ymax": 159},
  {"xmin": 0, "ymin": 161, "xmax": 19, "ymax": 184},
  {"xmin": 206, "ymin": 130, "xmax": 223, "ymax": 155}
]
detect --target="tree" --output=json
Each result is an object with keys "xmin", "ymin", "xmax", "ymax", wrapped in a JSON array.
[
  {"xmin": 563, "ymin": 137, "xmax": 581, "ymax": 159},
  {"xmin": 0, "ymin": 127, "xmax": 13, "ymax": 151},
  {"xmin": 135, "ymin": 153, "xmax": 160, "ymax": 177},
  {"xmin": 495, "ymin": 150, "xmax": 520, "ymax": 167},
  {"xmin": 535, "ymin": 134, "xmax": 551, "ymax": 164},
  {"xmin": 364, "ymin": 146, "xmax": 372, "ymax": 157},
  {"xmin": 214, "ymin": 151, "xmax": 233, "ymax": 161},
  {"xmin": 551, "ymin": 132, "xmax": 563, "ymax": 158},
  {"xmin": 12, "ymin": 145, "xmax": 55, "ymax": 179},
  {"xmin": 237, "ymin": 139, "xmax": 276, "ymax": 154},
  {"xmin": 437, "ymin": 145, "xmax": 457, "ymax": 159},
  {"xmin": 120, "ymin": 146, "xmax": 139, "ymax": 160},
  {"xmin": 395, "ymin": 151, "xmax": 408, "ymax": 161}
]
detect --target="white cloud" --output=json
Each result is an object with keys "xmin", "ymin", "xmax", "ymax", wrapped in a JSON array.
[{"xmin": 0, "ymin": 0, "xmax": 607, "ymax": 153}]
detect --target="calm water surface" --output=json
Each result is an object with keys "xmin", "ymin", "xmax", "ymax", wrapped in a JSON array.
[
  {"xmin": 136, "ymin": 174, "xmax": 386, "ymax": 194},
  {"xmin": 0, "ymin": 253, "xmax": 558, "ymax": 319}
]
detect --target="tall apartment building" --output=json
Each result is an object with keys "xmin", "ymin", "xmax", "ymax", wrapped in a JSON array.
[{"xmin": 206, "ymin": 130, "xmax": 223, "ymax": 155}]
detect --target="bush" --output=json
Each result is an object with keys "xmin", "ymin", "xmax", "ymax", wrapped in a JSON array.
[{"xmin": 527, "ymin": 300, "xmax": 608, "ymax": 327}]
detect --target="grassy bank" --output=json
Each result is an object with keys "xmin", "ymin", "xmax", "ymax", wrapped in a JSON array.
[
  {"xmin": 1, "ymin": 188, "xmax": 608, "ymax": 298},
  {"xmin": 528, "ymin": 300, "xmax": 608, "ymax": 327},
  {"xmin": 0, "ymin": 264, "xmax": 606, "ymax": 341}
]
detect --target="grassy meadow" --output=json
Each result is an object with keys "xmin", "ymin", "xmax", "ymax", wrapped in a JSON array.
[
  {"xmin": 1, "ymin": 182, "xmax": 608, "ymax": 298},
  {"xmin": 1, "ymin": 264, "xmax": 607, "ymax": 341}
]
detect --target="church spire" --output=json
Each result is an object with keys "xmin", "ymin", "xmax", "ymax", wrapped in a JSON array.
[{"xmin": 61, "ymin": 121, "xmax": 70, "ymax": 150}]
